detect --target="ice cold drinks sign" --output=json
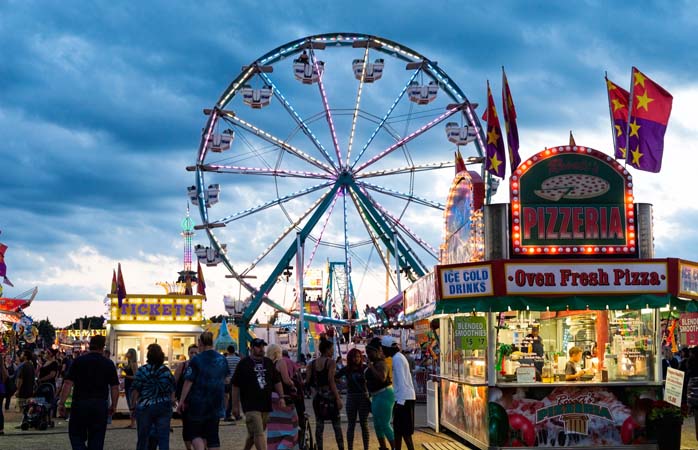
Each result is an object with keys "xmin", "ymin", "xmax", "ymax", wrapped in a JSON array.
[{"xmin": 440, "ymin": 264, "xmax": 493, "ymax": 299}]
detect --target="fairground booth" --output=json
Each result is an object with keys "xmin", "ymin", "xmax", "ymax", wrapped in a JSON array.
[
  {"xmin": 413, "ymin": 145, "xmax": 698, "ymax": 449},
  {"xmin": 106, "ymin": 290, "xmax": 204, "ymax": 413}
]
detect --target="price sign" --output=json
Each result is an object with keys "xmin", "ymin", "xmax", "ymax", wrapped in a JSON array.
[
  {"xmin": 454, "ymin": 316, "xmax": 487, "ymax": 350},
  {"xmin": 664, "ymin": 367, "xmax": 685, "ymax": 408},
  {"xmin": 516, "ymin": 366, "xmax": 536, "ymax": 383}
]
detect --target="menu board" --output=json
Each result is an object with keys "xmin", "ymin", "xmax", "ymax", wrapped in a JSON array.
[{"xmin": 454, "ymin": 316, "xmax": 487, "ymax": 350}]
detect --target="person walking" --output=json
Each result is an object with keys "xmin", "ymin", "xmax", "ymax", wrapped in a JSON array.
[
  {"xmin": 307, "ymin": 338, "xmax": 344, "ymax": 450},
  {"xmin": 58, "ymin": 335, "xmax": 119, "ymax": 450},
  {"xmin": 266, "ymin": 344, "xmax": 299, "ymax": 450},
  {"xmin": 382, "ymin": 336, "xmax": 416, "ymax": 450},
  {"xmin": 15, "ymin": 350, "xmax": 36, "ymax": 412},
  {"xmin": 174, "ymin": 344, "xmax": 198, "ymax": 450},
  {"xmin": 3, "ymin": 354, "xmax": 16, "ymax": 411},
  {"xmin": 336, "ymin": 348, "xmax": 371, "ymax": 450},
  {"xmin": 0, "ymin": 352, "xmax": 8, "ymax": 435},
  {"xmin": 365, "ymin": 337, "xmax": 394, "ymax": 450},
  {"xmin": 231, "ymin": 338, "xmax": 285, "ymax": 450},
  {"xmin": 224, "ymin": 345, "xmax": 241, "ymax": 421},
  {"xmin": 131, "ymin": 343, "xmax": 175, "ymax": 450},
  {"xmin": 282, "ymin": 349, "xmax": 306, "ymax": 446},
  {"xmin": 176, "ymin": 332, "xmax": 230, "ymax": 450},
  {"xmin": 122, "ymin": 348, "xmax": 139, "ymax": 429}
]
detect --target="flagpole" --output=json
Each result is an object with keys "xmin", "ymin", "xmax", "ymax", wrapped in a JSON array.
[
  {"xmin": 604, "ymin": 72, "xmax": 619, "ymax": 159},
  {"xmin": 623, "ymin": 67, "xmax": 637, "ymax": 168}
]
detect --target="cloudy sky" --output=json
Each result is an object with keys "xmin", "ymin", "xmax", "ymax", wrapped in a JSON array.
[{"xmin": 2, "ymin": 1, "xmax": 697, "ymax": 328}]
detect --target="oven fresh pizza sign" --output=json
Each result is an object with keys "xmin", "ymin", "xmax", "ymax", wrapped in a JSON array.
[{"xmin": 510, "ymin": 146, "xmax": 635, "ymax": 256}]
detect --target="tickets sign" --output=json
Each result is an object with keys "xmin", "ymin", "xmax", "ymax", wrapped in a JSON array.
[
  {"xmin": 504, "ymin": 261, "xmax": 668, "ymax": 295},
  {"xmin": 510, "ymin": 147, "xmax": 635, "ymax": 256}
]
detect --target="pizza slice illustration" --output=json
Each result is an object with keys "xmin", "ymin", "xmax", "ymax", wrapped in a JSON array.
[{"xmin": 534, "ymin": 174, "xmax": 610, "ymax": 201}]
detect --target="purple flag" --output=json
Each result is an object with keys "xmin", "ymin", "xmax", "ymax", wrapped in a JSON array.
[
  {"xmin": 626, "ymin": 67, "xmax": 673, "ymax": 172},
  {"xmin": 485, "ymin": 81, "xmax": 506, "ymax": 178}
]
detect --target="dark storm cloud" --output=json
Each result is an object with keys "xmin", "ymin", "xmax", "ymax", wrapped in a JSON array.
[{"xmin": 1, "ymin": 0, "xmax": 697, "ymax": 304}]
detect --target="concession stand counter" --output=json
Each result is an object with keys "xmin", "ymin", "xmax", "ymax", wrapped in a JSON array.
[{"xmin": 425, "ymin": 146, "xmax": 698, "ymax": 449}]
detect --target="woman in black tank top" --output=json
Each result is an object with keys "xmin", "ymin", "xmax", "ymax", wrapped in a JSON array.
[{"xmin": 307, "ymin": 338, "xmax": 344, "ymax": 450}]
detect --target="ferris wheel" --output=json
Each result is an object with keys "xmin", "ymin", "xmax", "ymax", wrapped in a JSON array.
[{"xmin": 188, "ymin": 33, "xmax": 487, "ymax": 330}]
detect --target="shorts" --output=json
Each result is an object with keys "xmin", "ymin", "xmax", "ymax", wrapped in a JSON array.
[
  {"xmin": 244, "ymin": 410, "xmax": 270, "ymax": 437},
  {"xmin": 181, "ymin": 411, "xmax": 194, "ymax": 442},
  {"xmin": 187, "ymin": 418, "xmax": 220, "ymax": 448},
  {"xmin": 393, "ymin": 400, "xmax": 415, "ymax": 435}
]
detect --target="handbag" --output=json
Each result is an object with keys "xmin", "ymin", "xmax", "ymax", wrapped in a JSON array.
[{"xmin": 314, "ymin": 389, "xmax": 339, "ymax": 419}]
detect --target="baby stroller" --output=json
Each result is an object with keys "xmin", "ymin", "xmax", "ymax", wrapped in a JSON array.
[{"xmin": 21, "ymin": 383, "xmax": 56, "ymax": 430}]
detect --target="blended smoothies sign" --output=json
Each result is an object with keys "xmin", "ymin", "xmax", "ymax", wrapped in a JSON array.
[{"xmin": 510, "ymin": 146, "xmax": 635, "ymax": 256}]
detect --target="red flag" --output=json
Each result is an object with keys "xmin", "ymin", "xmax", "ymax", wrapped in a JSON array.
[
  {"xmin": 117, "ymin": 263, "xmax": 127, "ymax": 307},
  {"xmin": 485, "ymin": 81, "xmax": 506, "ymax": 178},
  {"xmin": 454, "ymin": 150, "xmax": 467, "ymax": 174},
  {"xmin": 110, "ymin": 269, "xmax": 117, "ymax": 295},
  {"xmin": 626, "ymin": 67, "xmax": 673, "ymax": 172},
  {"xmin": 196, "ymin": 262, "xmax": 206, "ymax": 297},
  {"xmin": 605, "ymin": 77, "xmax": 630, "ymax": 159},
  {"xmin": 501, "ymin": 68, "xmax": 521, "ymax": 170}
]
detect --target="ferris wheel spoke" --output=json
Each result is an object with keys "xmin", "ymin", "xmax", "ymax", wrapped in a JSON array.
[
  {"xmin": 309, "ymin": 47, "xmax": 343, "ymax": 169},
  {"xmin": 354, "ymin": 105, "xmax": 461, "ymax": 173},
  {"xmin": 259, "ymin": 72, "xmax": 338, "ymax": 170},
  {"xmin": 198, "ymin": 164, "xmax": 331, "ymax": 179},
  {"xmin": 342, "ymin": 187, "xmax": 352, "ymax": 312},
  {"xmin": 357, "ymin": 181, "xmax": 444, "ymax": 210},
  {"xmin": 350, "ymin": 183, "xmax": 429, "ymax": 277},
  {"xmin": 240, "ymin": 186, "xmax": 337, "ymax": 276},
  {"xmin": 242, "ymin": 183, "xmax": 342, "ymax": 323},
  {"xmin": 347, "ymin": 188, "xmax": 396, "ymax": 287},
  {"xmin": 356, "ymin": 161, "xmax": 455, "ymax": 179},
  {"xmin": 212, "ymin": 181, "xmax": 335, "ymax": 225},
  {"xmin": 346, "ymin": 46, "xmax": 370, "ymax": 168},
  {"xmin": 220, "ymin": 111, "xmax": 335, "ymax": 174},
  {"xmin": 303, "ymin": 189, "xmax": 341, "ymax": 273},
  {"xmin": 357, "ymin": 185, "xmax": 438, "ymax": 259},
  {"xmin": 351, "ymin": 68, "xmax": 421, "ymax": 169}
]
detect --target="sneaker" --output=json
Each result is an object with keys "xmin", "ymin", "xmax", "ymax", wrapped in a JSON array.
[{"xmin": 224, "ymin": 417, "xmax": 234, "ymax": 422}]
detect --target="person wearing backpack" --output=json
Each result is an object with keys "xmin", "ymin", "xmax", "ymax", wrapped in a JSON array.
[
  {"xmin": 306, "ymin": 338, "xmax": 344, "ymax": 450},
  {"xmin": 131, "ymin": 343, "xmax": 176, "ymax": 450}
]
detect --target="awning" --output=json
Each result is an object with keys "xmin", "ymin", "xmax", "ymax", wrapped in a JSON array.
[{"xmin": 435, "ymin": 293, "xmax": 676, "ymax": 314}]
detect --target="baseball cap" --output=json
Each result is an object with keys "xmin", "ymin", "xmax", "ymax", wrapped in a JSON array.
[
  {"xmin": 381, "ymin": 335, "xmax": 397, "ymax": 347},
  {"xmin": 250, "ymin": 338, "xmax": 268, "ymax": 347}
]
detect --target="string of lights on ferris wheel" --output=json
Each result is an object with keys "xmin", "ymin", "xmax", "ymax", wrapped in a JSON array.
[
  {"xmin": 309, "ymin": 46, "xmax": 343, "ymax": 169},
  {"xmin": 258, "ymin": 72, "xmax": 335, "ymax": 168}
]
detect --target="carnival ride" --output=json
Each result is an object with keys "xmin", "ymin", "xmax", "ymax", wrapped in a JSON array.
[{"xmin": 187, "ymin": 33, "xmax": 489, "ymax": 350}]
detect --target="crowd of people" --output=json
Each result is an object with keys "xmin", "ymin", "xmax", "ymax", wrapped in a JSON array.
[{"xmin": 0, "ymin": 332, "xmax": 420, "ymax": 450}]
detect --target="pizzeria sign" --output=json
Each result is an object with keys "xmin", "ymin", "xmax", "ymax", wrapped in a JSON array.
[{"xmin": 510, "ymin": 146, "xmax": 635, "ymax": 256}]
